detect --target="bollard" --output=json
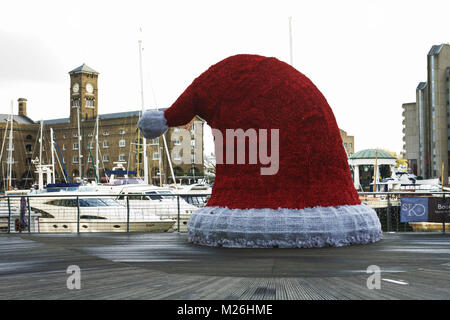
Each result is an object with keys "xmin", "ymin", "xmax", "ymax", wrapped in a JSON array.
[
  {"xmin": 126, "ymin": 195, "xmax": 130, "ymax": 233},
  {"xmin": 7, "ymin": 197, "xmax": 11, "ymax": 234},
  {"xmin": 76, "ymin": 196, "xmax": 80, "ymax": 234},
  {"xmin": 177, "ymin": 195, "xmax": 180, "ymax": 233},
  {"xmin": 27, "ymin": 197, "xmax": 31, "ymax": 233}
]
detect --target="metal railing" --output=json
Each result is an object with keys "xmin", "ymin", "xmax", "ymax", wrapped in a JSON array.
[
  {"xmin": 0, "ymin": 193, "xmax": 207, "ymax": 234},
  {"xmin": 0, "ymin": 191, "xmax": 448, "ymax": 234},
  {"xmin": 359, "ymin": 191, "xmax": 450, "ymax": 233}
]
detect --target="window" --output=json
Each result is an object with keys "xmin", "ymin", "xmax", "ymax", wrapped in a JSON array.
[
  {"xmin": 6, "ymin": 144, "xmax": 13, "ymax": 151},
  {"xmin": 73, "ymin": 156, "xmax": 79, "ymax": 163},
  {"xmin": 150, "ymin": 138, "xmax": 159, "ymax": 145},
  {"xmin": 26, "ymin": 135, "xmax": 32, "ymax": 140},
  {"xmin": 103, "ymin": 131, "xmax": 109, "ymax": 136},
  {"xmin": 191, "ymin": 153, "xmax": 195, "ymax": 163},
  {"xmin": 119, "ymin": 154, "xmax": 126, "ymax": 162},
  {"xmin": 62, "ymin": 134, "xmax": 66, "ymax": 139},
  {"xmin": 119, "ymin": 129, "xmax": 126, "ymax": 135},
  {"xmin": 73, "ymin": 143, "xmax": 79, "ymax": 150},
  {"xmin": 119, "ymin": 139, "xmax": 126, "ymax": 147},
  {"xmin": 152, "ymin": 152, "xmax": 159, "ymax": 160},
  {"xmin": 88, "ymin": 142, "xmax": 93, "ymax": 150},
  {"xmin": 86, "ymin": 99, "xmax": 95, "ymax": 108},
  {"xmin": 174, "ymin": 128, "xmax": 180, "ymax": 132},
  {"xmin": 103, "ymin": 154, "xmax": 110, "ymax": 162},
  {"xmin": 173, "ymin": 152, "xmax": 181, "ymax": 161},
  {"xmin": 190, "ymin": 123, "xmax": 195, "ymax": 134},
  {"xmin": 72, "ymin": 98, "xmax": 80, "ymax": 108},
  {"xmin": 173, "ymin": 137, "xmax": 181, "ymax": 145},
  {"xmin": 62, "ymin": 144, "xmax": 66, "ymax": 150},
  {"xmin": 26, "ymin": 158, "xmax": 32, "ymax": 165},
  {"xmin": 349, "ymin": 143, "xmax": 352, "ymax": 148},
  {"xmin": 191, "ymin": 139, "xmax": 195, "ymax": 148},
  {"xmin": 103, "ymin": 141, "xmax": 109, "ymax": 148},
  {"xmin": 344, "ymin": 143, "xmax": 347, "ymax": 148},
  {"xmin": 73, "ymin": 133, "xmax": 78, "ymax": 138},
  {"xmin": 88, "ymin": 157, "xmax": 92, "ymax": 163},
  {"xmin": 26, "ymin": 144, "xmax": 32, "ymax": 152},
  {"xmin": 88, "ymin": 132, "xmax": 93, "ymax": 137}
]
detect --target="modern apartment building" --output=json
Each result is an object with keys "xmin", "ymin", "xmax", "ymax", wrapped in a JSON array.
[{"xmin": 403, "ymin": 43, "xmax": 450, "ymax": 182}]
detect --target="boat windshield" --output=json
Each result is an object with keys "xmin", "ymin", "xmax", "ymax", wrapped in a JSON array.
[
  {"xmin": 99, "ymin": 198, "xmax": 122, "ymax": 207},
  {"xmin": 79, "ymin": 198, "xmax": 122, "ymax": 207},
  {"xmin": 145, "ymin": 190, "xmax": 175, "ymax": 200}
]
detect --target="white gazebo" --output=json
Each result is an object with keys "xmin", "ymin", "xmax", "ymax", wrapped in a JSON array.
[{"xmin": 348, "ymin": 149, "xmax": 397, "ymax": 190}]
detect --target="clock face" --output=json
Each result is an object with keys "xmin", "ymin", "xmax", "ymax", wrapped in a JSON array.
[
  {"xmin": 86, "ymin": 83, "xmax": 94, "ymax": 94},
  {"xmin": 72, "ymin": 83, "xmax": 79, "ymax": 93}
]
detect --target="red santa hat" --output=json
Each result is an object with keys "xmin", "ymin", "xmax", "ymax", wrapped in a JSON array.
[{"xmin": 138, "ymin": 54, "xmax": 382, "ymax": 248}]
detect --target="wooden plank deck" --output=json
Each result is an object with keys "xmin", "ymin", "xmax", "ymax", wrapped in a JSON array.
[{"xmin": 0, "ymin": 232, "xmax": 449, "ymax": 300}]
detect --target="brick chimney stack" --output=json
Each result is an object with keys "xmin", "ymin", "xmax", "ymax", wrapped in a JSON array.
[{"xmin": 18, "ymin": 98, "xmax": 27, "ymax": 116}]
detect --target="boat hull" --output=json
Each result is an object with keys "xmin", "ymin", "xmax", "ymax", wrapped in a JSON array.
[{"xmin": 37, "ymin": 218, "xmax": 174, "ymax": 233}]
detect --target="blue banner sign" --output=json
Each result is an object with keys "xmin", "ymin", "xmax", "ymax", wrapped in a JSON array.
[{"xmin": 400, "ymin": 197, "xmax": 429, "ymax": 223}]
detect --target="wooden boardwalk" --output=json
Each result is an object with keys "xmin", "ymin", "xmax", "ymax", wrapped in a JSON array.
[{"xmin": 0, "ymin": 232, "xmax": 449, "ymax": 299}]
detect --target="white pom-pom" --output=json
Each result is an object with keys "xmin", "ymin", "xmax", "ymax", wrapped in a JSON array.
[{"xmin": 138, "ymin": 109, "xmax": 169, "ymax": 139}]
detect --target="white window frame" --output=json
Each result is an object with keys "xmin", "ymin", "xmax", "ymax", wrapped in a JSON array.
[
  {"xmin": 119, "ymin": 139, "xmax": 126, "ymax": 148},
  {"xmin": 73, "ymin": 143, "xmax": 79, "ymax": 150},
  {"xmin": 173, "ymin": 137, "xmax": 181, "ymax": 145},
  {"xmin": 103, "ymin": 141, "xmax": 109, "ymax": 148},
  {"xmin": 152, "ymin": 152, "xmax": 159, "ymax": 160},
  {"xmin": 103, "ymin": 155, "xmax": 110, "ymax": 162},
  {"xmin": 119, "ymin": 154, "xmax": 126, "ymax": 162}
]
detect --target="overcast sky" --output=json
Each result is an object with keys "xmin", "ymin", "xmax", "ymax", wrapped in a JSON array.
[{"xmin": 1, "ymin": 0, "xmax": 449, "ymax": 156}]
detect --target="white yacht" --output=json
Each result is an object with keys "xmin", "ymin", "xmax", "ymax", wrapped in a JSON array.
[
  {"xmin": 103, "ymin": 184, "xmax": 198, "ymax": 232},
  {"xmin": 26, "ymin": 190, "xmax": 175, "ymax": 233}
]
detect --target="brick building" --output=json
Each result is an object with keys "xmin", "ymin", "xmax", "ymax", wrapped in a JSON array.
[
  {"xmin": 0, "ymin": 64, "xmax": 204, "ymax": 190},
  {"xmin": 339, "ymin": 129, "xmax": 355, "ymax": 156}
]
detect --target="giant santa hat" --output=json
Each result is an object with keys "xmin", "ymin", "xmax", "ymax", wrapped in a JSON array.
[{"xmin": 138, "ymin": 54, "xmax": 382, "ymax": 248}]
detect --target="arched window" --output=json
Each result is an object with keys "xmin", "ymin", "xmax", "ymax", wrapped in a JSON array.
[{"xmin": 174, "ymin": 167, "xmax": 184, "ymax": 176}]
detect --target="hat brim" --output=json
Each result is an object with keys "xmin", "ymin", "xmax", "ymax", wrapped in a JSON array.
[{"xmin": 188, "ymin": 204, "xmax": 382, "ymax": 248}]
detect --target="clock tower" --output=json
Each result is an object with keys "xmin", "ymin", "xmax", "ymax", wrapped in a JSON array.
[{"xmin": 69, "ymin": 63, "xmax": 99, "ymax": 123}]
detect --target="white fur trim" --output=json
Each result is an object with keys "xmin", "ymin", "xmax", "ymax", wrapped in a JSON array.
[
  {"xmin": 188, "ymin": 204, "xmax": 382, "ymax": 248},
  {"xmin": 138, "ymin": 109, "xmax": 168, "ymax": 139}
]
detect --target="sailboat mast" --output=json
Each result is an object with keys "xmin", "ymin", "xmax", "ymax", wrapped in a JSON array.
[
  {"xmin": 95, "ymin": 115, "xmax": 99, "ymax": 182},
  {"xmin": 77, "ymin": 106, "xmax": 82, "ymax": 182},
  {"xmin": 138, "ymin": 38, "xmax": 149, "ymax": 185},
  {"xmin": 288, "ymin": 16, "xmax": 293, "ymax": 67},
  {"xmin": 7, "ymin": 101, "xmax": 14, "ymax": 189},
  {"xmin": 50, "ymin": 127, "xmax": 55, "ymax": 184},
  {"xmin": 39, "ymin": 120, "xmax": 43, "ymax": 165},
  {"xmin": 0, "ymin": 111, "xmax": 9, "ymax": 191}
]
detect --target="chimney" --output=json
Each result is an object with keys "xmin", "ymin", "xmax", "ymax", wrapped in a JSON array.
[{"xmin": 18, "ymin": 98, "xmax": 27, "ymax": 116}]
